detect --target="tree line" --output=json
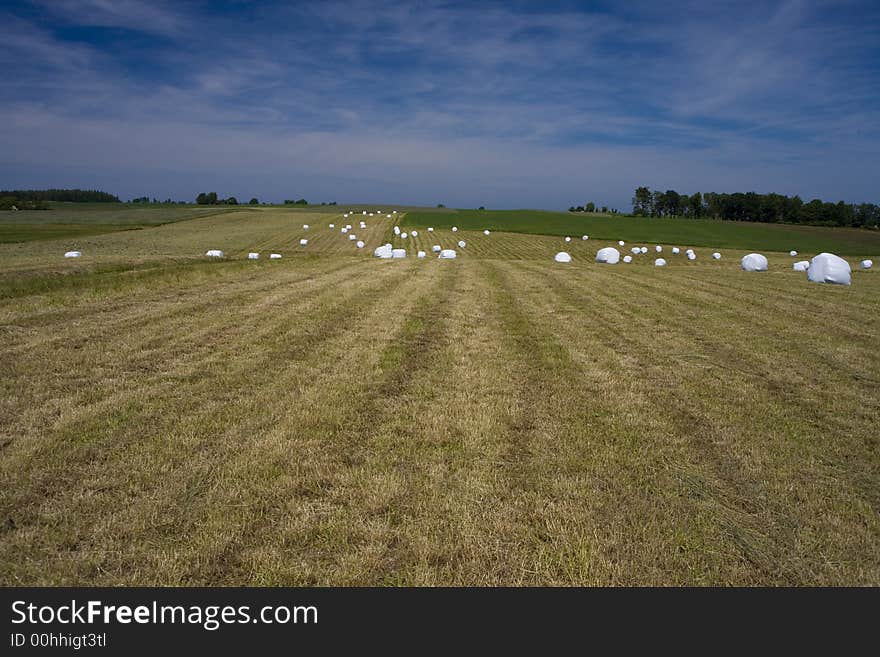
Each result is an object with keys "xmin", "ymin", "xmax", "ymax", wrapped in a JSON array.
[
  {"xmin": 0, "ymin": 188, "xmax": 119, "ymax": 205},
  {"xmin": 631, "ymin": 187, "xmax": 879, "ymax": 228},
  {"xmin": 569, "ymin": 201, "xmax": 619, "ymax": 214}
]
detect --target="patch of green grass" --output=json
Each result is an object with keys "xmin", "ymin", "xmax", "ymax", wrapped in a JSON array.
[
  {"xmin": 401, "ymin": 209, "xmax": 880, "ymax": 255},
  {"xmin": 0, "ymin": 223, "xmax": 146, "ymax": 244}
]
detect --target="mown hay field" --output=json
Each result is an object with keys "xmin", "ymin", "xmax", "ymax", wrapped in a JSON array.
[
  {"xmin": 1, "ymin": 207, "xmax": 878, "ymax": 585},
  {"xmin": 402, "ymin": 209, "xmax": 880, "ymax": 255}
]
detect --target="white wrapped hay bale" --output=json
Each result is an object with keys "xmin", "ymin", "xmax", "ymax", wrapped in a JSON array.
[
  {"xmin": 741, "ymin": 253, "xmax": 768, "ymax": 271},
  {"xmin": 712, "ymin": 252, "xmax": 721, "ymax": 260},
  {"xmin": 411, "ymin": 230, "xmax": 418, "ymax": 237},
  {"xmin": 393, "ymin": 226, "xmax": 401, "ymax": 235},
  {"xmin": 439, "ymin": 249, "xmax": 457, "ymax": 259},
  {"xmin": 582, "ymin": 235, "xmax": 589, "ymax": 240},
  {"xmin": 672, "ymin": 247, "xmax": 680, "ymax": 255},
  {"xmin": 346, "ymin": 224, "xmax": 352, "ymax": 230},
  {"xmin": 861, "ymin": 259, "xmax": 873, "ymax": 269},
  {"xmin": 631, "ymin": 247, "xmax": 641, "ymax": 254},
  {"xmin": 329, "ymin": 223, "xmax": 335, "ymax": 228},
  {"xmin": 596, "ymin": 247, "xmax": 620, "ymax": 264},
  {"xmin": 417, "ymin": 250, "xmax": 426, "ymax": 259},
  {"xmin": 618, "ymin": 240, "xmax": 625, "ymax": 246},
  {"xmin": 392, "ymin": 210, "xmax": 398, "ymax": 214},
  {"xmin": 391, "ymin": 248, "xmax": 407, "ymax": 259},
  {"xmin": 427, "ymin": 227, "xmax": 434, "ymax": 232},
  {"xmin": 622, "ymin": 255, "xmax": 632, "ymax": 263},
  {"xmin": 452, "ymin": 226, "xmax": 458, "ymax": 232},
  {"xmin": 790, "ymin": 250, "xmax": 798, "ymax": 257},
  {"xmin": 341, "ymin": 227, "xmax": 349, "ymax": 234},
  {"xmin": 64, "ymin": 251, "xmax": 82, "ymax": 258},
  {"xmin": 356, "ymin": 240, "xmax": 365, "ymax": 248},
  {"xmin": 270, "ymin": 253, "xmax": 282, "ymax": 259},
  {"xmin": 299, "ymin": 239, "xmax": 308, "ymax": 246},
  {"xmin": 793, "ymin": 260, "xmax": 810, "ymax": 271},
  {"xmin": 302, "ymin": 224, "xmax": 309, "ymax": 230},
  {"xmin": 654, "ymin": 258, "xmax": 667, "ymax": 267},
  {"xmin": 458, "ymin": 240, "xmax": 466, "ymax": 248},
  {"xmin": 655, "ymin": 245, "xmax": 662, "ymax": 252},
  {"xmin": 686, "ymin": 251, "xmax": 696, "ymax": 261},
  {"xmin": 640, "ymin": 247, "xmax": 648, "ymax": 254},
  {"xmin": 248, "ymin": 252, "xmax": 260, "ymax": 260},
  {"xmin": 808, "ymin": 253, "xmax": 851, "ymax": 285},
  {"xmin": 401, "ymin": 232, "xmax": 408, "ymax": 239},
  {"xmin": 484, "ymin": 230, "xmax": 491, "ymax": 236},
  {"xmin": 374, "ymin": 244, "xmax": 392, "ymax": 258},
  {"xmin": 362, "ymin": 211, "xmax": 367, "ymax": 215},
  {"xmin": 360, "ymin": 222, "xmax": 366, "ymax": 228},
  {"xmin": 554, "ymin": 251, "xmax": 572, "ymax": 263},
  {"xmin": 349, "ymin": 234, "xmax": 357, "ymax": 241},
  {"xmin": 432, "ymin": 245, "xmax": 441, "ymax": 252},
  {"xmin": 205, "ymin": 249, "xmax": 224, "ymax": 257}
]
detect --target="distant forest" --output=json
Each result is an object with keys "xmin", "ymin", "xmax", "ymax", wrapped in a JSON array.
[
  {"xmin": 0, "ymin": 189, "xmax": 120, "ymax": 203},
  {"xmin": 630, "ymin": 187, "xmax": 879, "ymax": 229}
]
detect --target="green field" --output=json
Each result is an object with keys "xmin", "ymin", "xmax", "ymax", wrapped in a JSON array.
[
  {"xmin": 402, "ymin": 209, "xmax": 880, "ymax": 255},
  {"xmin": 0, "ymin": 203, "xmax": 243, "ymax": 244},
  {"xmin": 0, "ymin": 206, "xmax": 877, "ymax": 585}
]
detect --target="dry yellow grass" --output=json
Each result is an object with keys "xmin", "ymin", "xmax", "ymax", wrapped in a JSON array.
[{"xmin": 0, "ymin": 208, "xmax": 877, "ymax": 585}]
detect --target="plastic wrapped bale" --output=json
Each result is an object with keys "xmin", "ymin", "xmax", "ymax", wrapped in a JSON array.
[
  {"xmin": 299, "ymin": 239, "xmax": 308, "ymax": 246},
  {"xmin": 452, "ymin": 226, "xmax": 458, "ymax": 232},
  {"xmin": 411, "ymin": 230, "xmax": 418, "ymax": 237},
  {"xmin": 374, "ymin": 244, "xmax": 393, "ymax": 258},
  {"xmin": 369, "ymin": 213, "xmax": 374, "ymax": 217},
  {"xmin": 808, "ymin": 253, "xmax": 851, "ymax": 285},
  {"xmin": 417, "ymin": 250, "xmax": 426, "ymax": 259},
  {"xmin": 401, "ymin": 232, "xmax": 408, "ymax": 239},
  {"xmin": 392, "ymin": 248, "xmax": 407, "ymax": 259},
  {"xmin": 432, "ymin": 245, "xmax": 441, "ymax": 252},
  {"xmin": 622, "ymin": 255, "xmax": 632, "ymax": 263},
  {"xmin": 712, "ymin": 252, "xmax": 721, "ymax": 260},
  {"xmin": 393, "ymin": 226, "xmax": 401, "ymax": 235},
  {"xmin": 392, "ymin": 210, "xmax": 398, "ymax": 214},
  {"xmin": 582, "ymin": 235, "xmax": 589, "ymax": 240},
  {"xmin": 640, "ymin": 247, "xmax": 648, "ymax": 254},
  {"xmin": 356, "ymin": 240, "xmax": 365, "ymax": 249},
  {"xmin": 346, "ymin": 224, "xmax": 352, "ymax": 230},
  {"xmin": 458, "ymin": 240, "xmax": 466, "ymax": 248},
  {"xmin": 341, "ymin": 227, "xmax": 348, "ymax": 234},
  {"xmin": 349, "ymin": 234, "xmax": 357, "ymax": 241},
  {"xmin": 793, "ymin": 260, "xmax": 810, "ymax": 272},
  {"xmin": 672, "ymin": 247, "xmax": 680, "ymax": 255},
  {"xmin": 329, "ymin": 223, "xmax": 335, "ymax": 228},
  {"xmin": 654, "ymin": 258, "xmax": 667, "ymax": 267},
  {"xmin": 655, "ymin": 245, "xmax": 662, "ymax": 252},
  {"xmin": 360, "ymin": 222, "xmax": 366, "ymax": 228},
  {"xmin": 596, "ymin": 247, "xmax": 620, "ymax": 264},
  {"xmin": 363, "ymin": 211, "xmax": 367, "ymax": 215},
  {"xmin": 484, "ymin": 230, "xmax": 491, "ymax": 236},
  {"xmin": 248, "ymin": 252, "xmax": 259, "ymax": 260},
  {"xmin": 862, "ymin": 259, "xmax": 873, "ymax": 269},
  {"xmin": 205, "ymin": 250, "xmax": 223, "ymax": 257},
  {"xmin": 631, "ymin": 247, "xmax": 641, "ymax": 254},
  {"xmin": 564, "ymin": 236, "xmax": 571, "ymax": 242},
  {"xmin": 439, "ymin": 249, "xmax": 457, "ymax": 259},
  {"xmin": 303, "ymin": 224, "xmax": 309, "ymax": 230},
  {"xmin": 554, "ymin": 251, "xmax": 572, "ymax": 263},
  {"xmin": 428, "ymin": 227, "xmax": 434, "ymax": 232},
  {"xmin": 687, "ymin": 251, "xmax": 696, "ymax": 261},
  {"xmin": 741, "ymin": 253, "xmax": 768, "ymax": 271},
  {"xmin": 270, "ymin": 253, "xmax": 282, "ymax": 259},
  {"xmin": 790, "ymin": 250, "xmax": 798, "ymax": 257},
  {"xmin": 64, "ymin": 251, "xmax": 82, "ymax": 258},
  {"xmin": 618, "ymin": 240, "xmax": 625, "ymax": 246}
]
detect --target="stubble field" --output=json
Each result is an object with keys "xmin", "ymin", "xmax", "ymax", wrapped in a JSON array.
[{"xmin": 1, "ymin": 207, "xmax": 878, "ymax": 585}]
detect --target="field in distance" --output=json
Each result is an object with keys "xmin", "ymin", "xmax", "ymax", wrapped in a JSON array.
[
  {"xmin": 402, "ymin": 208, "xmax": 880, "ymax": 256},
  {"xmin": 0, "ymin": 206, "xmax": 877, "ymax": 585}
]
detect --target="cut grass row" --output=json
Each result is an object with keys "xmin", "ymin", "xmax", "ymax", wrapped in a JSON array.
[{"xmin": 1, "ymin": 251, "xmax": 877, "ymax": 584}]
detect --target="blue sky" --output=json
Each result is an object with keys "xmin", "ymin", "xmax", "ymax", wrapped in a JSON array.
[{"xmin": 2, "ymin": 0, "xmax": 879, "ymax": 209}]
